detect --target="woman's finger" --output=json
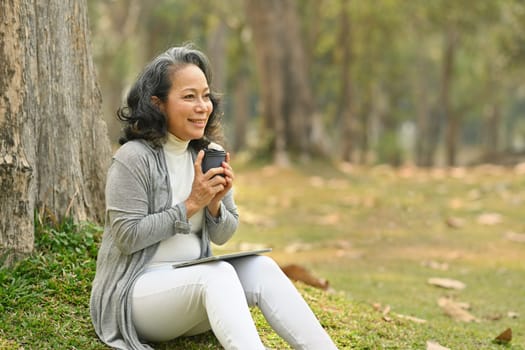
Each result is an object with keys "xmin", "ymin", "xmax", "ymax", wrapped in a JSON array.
[
  {"xmin": 204, "ymin": 166, "xmax": 225, "ymax": 180},
  {"xmin": 194, "ymin": 150, "xmax": 205, "ymax": 175},
  {"xmin": 209, "ymin": 173, "xmax": 227, "ymax": 187}
]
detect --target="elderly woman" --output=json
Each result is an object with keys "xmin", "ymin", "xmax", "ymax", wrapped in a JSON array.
[{"xmin": 90, "ymin": 44, "xmax": 338, "ymax": 350}]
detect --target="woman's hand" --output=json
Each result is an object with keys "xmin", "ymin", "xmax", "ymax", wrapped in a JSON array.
[{"xmin": 184, "ymin": 150, "xmax": 233, "ymax": 218}]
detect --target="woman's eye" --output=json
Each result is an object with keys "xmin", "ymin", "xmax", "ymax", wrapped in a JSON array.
[
  {"xmin": 184, "ymin": 94, "xmax": 195, "ymax": 99},
  {"xmin": 203, "ymin": 94, "xmax": 211, "ymax": 100}
]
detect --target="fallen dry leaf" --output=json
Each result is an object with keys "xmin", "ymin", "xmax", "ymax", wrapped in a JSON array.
[
  {"xmin": 514, "ymin": 162, "xmax": 525, "ymax": 175},
  {"xmin": 455, "ymin": 301, "xmax": 471, "ymax": 310},
  {"xmin": 494, "ymin": 328, "xmax": 512, "ymax": 344},
  {"xmin": 327, "ymin": 178, "xmax": 349, "ymax": 189},
  {"xmin": 239, "ymin": 209, "xmax": 275, "ymax": 227},
  {"xmin": 360, "ymin": 196, "xmax": 377, "ymax": 208},
  {"xmin": 338, "ymin": 161, "xmax": 354, "ymax": 175},
  {"xmin": 477, "ymin": 212, "xmax": 503, "ymax": 225},
  {"xmin": 238, "ymin": 242, "xmax": 271, "ymax": 251},
  {"xmin": 473, "ymin": 164, "xmax": 506, "ymax": 175},
  {"xmin": 261, "ymin": 165, "xmax": 281, "ymax": 177},
  {"xmin": 280, "ymin": 264, "xmax": 330, "ymax": 290},
  {"xmin": 504, "ymin": 231, "xmax": 525, "ymax": 243},
  {"xmin": 331, "ymin": 239, "xmax": 352, "ymax": 249},
  {"xmin": 265, "ymin": 195, "xmax": 292, "ymax": 209},
  {"xmin": 428, "ymin": 277, "xmax": 466, "ymax": 290},
  {"xmin": 445, "ymin": 217, "xmax": 464, "ymax": 229},
  {"xmin": 422, "ymin": 260, "xmax": 449, "ymax": 271},
  {"xmin": 371, "ymin": 302, "xmax": 391, "ymax": 316},
  {"xmin": 283, "ymin": 242, "xmax": 313, "ymax": 253},
  {"xmin": 449, "ymin": 167, "xmax": 467, "ymax": 179},
  {"xmin": 426, "ymin": 340, "xmax": 450, "ymax": 350},
  {"xmin": 309, "ymin": 176, "xmax": 325, "ymax": 187},
  {"xmin": 319, "ymin": 213, "xmax": 341, "ymax": 225},
  {"xmin": 382, "ymin": 305, "xmax": 391, "ymax": 316},
  {"xmin": 431, "ymin": 168, "xmax": 447, "ymax": 179},
  {"xmin": 372, "ymin": 302, "xmax": 382, "ymax": 311},
  {"xmin": 396, "ymin": 313, "xmax": 427, "ymax": 324},
  {"xmin": 486, "ymin": 313, "xmax": 503, "ymax": 321},
  {"xmin": 437, "ymin": 297, "xmax": 478, "ymax": 322},
  {"xmin": 398, "ymin": 166, "xmax": 416, "ymax": 178},
  {"xmin": 448, "ymin": 198, "xmax": 464, "ymax": 209}
]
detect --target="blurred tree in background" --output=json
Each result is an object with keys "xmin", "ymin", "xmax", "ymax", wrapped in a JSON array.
[{"xmin": 87, "ymin": 0, "xmax": 525, "ymax": 167}]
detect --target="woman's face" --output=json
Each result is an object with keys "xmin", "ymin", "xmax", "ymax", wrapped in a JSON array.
[{"xmin": 159, "ymin": 64, "xmax": 213, "ymax": 141}]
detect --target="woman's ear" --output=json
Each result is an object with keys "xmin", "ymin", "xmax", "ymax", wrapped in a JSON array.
[{"xmin": 151, "ymin": 96, "xmax": 164, "ymax": 111}]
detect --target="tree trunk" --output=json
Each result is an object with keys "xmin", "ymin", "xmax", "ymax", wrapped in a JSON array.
[
  {"xmin": 233, "ymin": 73, "xmax": 250, "ymax": 152},
  {"xmin": 338, "ymin": 0, "xmax": 355, "ymax": 163},
  {"xmin": 229, "ymin": 21, "xmax": 251, "ymax": 154},
  {"xmin": 482, "ymin": 60, "xmax": 502, "ymax": 162},
  {"xmin": 445, "ymin": 110, "xmax": 460, "ymax": 166},
  {"xmin": 90, "ymin": 0, "xmax": 145, "ymax": 145},
  {"xmin": 207, "ymin": 18, "xmax": 228, "ymax": 96},
  {"xmin": 244, "ymin": 0, "xmax": 288, "ymax": 165},
  {"xmin": 359, "ymin": 84, "xmax": 373, "ymax": 165},
  {"xmin": 245, "ymin": 0, "xmax": 318, "ymax": 163},
  {"xmin": 441, "ymin": 27, "xmax": 458, "ymax": 167},
  {"xmin": 483, "ymin": 103, "xmax": 502, "ymax": 160},
  {"xmin": 0, "ymin": 1, "xmax": 33, "ymax": 263},
  {"xmin": 414, "ymin": 53, "xmax": 431, "ymax": 167},
  {"xmin": 281, "ymin": 0, "xmax": 314, "ymax": 159},
  {"xmin": 0, "ymin": 0, "xmax": 111, "ymax": 264}
]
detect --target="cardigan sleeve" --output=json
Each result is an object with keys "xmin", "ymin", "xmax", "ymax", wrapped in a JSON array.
[
  {"xmin": 105, "ymin": 154, "xmax": 190, "ymax": 256},
  {"xmin": 205, "ymin": 188, "xmax": 239, "ymax": 245}
]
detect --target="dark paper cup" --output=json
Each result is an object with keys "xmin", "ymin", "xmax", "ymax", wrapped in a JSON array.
[{"xmin": 202, "ymin": 149, "xmax": 226, "ymax": 174}]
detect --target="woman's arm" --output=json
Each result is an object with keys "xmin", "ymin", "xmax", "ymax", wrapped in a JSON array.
[
  {"xmin": 206, "ymin": 188, "xmax": 239, "ymax": 245},
  {"xmin": 106, "ymin": 158, "xmax": 189, "ymax": 255}
]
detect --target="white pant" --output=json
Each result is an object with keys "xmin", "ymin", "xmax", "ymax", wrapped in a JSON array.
[{"xmin": 132, "ymin": 255, "xmax": 338, "ymax": 350}]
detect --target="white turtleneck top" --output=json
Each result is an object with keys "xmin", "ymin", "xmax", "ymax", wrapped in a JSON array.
[{"xmin": 147, "ymin": 133, "xmax": 203, "ymax": 267}]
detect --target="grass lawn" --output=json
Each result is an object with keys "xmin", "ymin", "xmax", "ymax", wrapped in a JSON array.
[{"xmin": 1, "ymin": 161, "xmax": 524, "ymax": 349}]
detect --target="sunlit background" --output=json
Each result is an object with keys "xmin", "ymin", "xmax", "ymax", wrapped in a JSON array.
[{"xmin": 87, "ymin": 0, "xmax": 525, "ymax": 168}]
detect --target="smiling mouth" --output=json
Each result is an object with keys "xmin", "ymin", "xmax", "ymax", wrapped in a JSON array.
[{"xmin": 189, "ymin": 119, "xmax": 207, "ymax": 126}]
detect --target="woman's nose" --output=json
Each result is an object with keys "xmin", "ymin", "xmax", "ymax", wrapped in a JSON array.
[{"xmin": 195, "ymin": 98, "xmax": 210, "ymax": 112}]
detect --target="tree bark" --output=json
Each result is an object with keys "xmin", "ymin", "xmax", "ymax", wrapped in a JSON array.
[
  {"xmin": 90, "ymin": 0, "xmax": 145, "ymax": 144},
  {"xmin": 207, "ymin": 18, "xmax": 228, "ymax": 96},
  {"xmin": 413, "ymin": 49, "xmax": 432, "ymax": 167},
  {"xmin": 359, "ymin": 83, "xmax": 373, "ymax": 165},
  {"xmin": 0, "ymin": 0, "xmax": 111, "ymax": 264},
  {"xmin": 233, "ymin": 73, "xmax": 250, "ymax": 152},
  {"xmin": 338, "ymin": 0, "xmax": 355, "ymax": 163},
  {"xmin": 244, "ymin": 0, "xmax": 288, "ymax": 164},
  {"xmin": 483, "ymin": 103, "xmax": 502, "ymax": 160},
  {"xmin": 441, "ymin": 27, "xmax": 458, "ymax": 167},
  {"xmin": 281, "ymin": 0, "xmax": 314, "ymax": 159},
  {"xmin": 229, "ymin": 21, "xmax": 251, "ymax": 153},
  {"xmin": 0, "ymin": 1, "xmax": 33, "ymax": 263},
  {"xmin": 245, "ymin": 0, "xmax": 318, "ymax": 163}
]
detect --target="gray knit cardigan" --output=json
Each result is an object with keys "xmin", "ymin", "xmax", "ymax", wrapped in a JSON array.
[{"xmin": 90, "ymin": 140, "xmax": 239, "ymax": 349}]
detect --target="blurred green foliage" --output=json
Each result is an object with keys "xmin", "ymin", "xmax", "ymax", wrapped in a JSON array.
[{"xmin": 88, "ymin": 0, "xmax": 525, "ymax": 166}]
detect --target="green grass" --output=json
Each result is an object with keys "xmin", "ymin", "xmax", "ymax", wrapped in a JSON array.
[{"xmin": 1, "ymin": 162, "xmax": 524, "ymax": 349}]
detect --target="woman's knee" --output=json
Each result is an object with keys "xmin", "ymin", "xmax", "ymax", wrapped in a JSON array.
[
  {"xmin": 238, "ymin": 255, "xmax": 287, "ymax": 282},
  {"xmin": 255, "ymin": 255, "xmax": 282, "ymax": 273},
  {"xmin": 202, "ymin": 260, "xmax": 240, "ymax": 285}
]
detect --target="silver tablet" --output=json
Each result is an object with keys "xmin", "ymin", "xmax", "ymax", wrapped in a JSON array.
[{"xmin": 172, "ymin": 248, "xmax": 272, "ymax": 269}]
